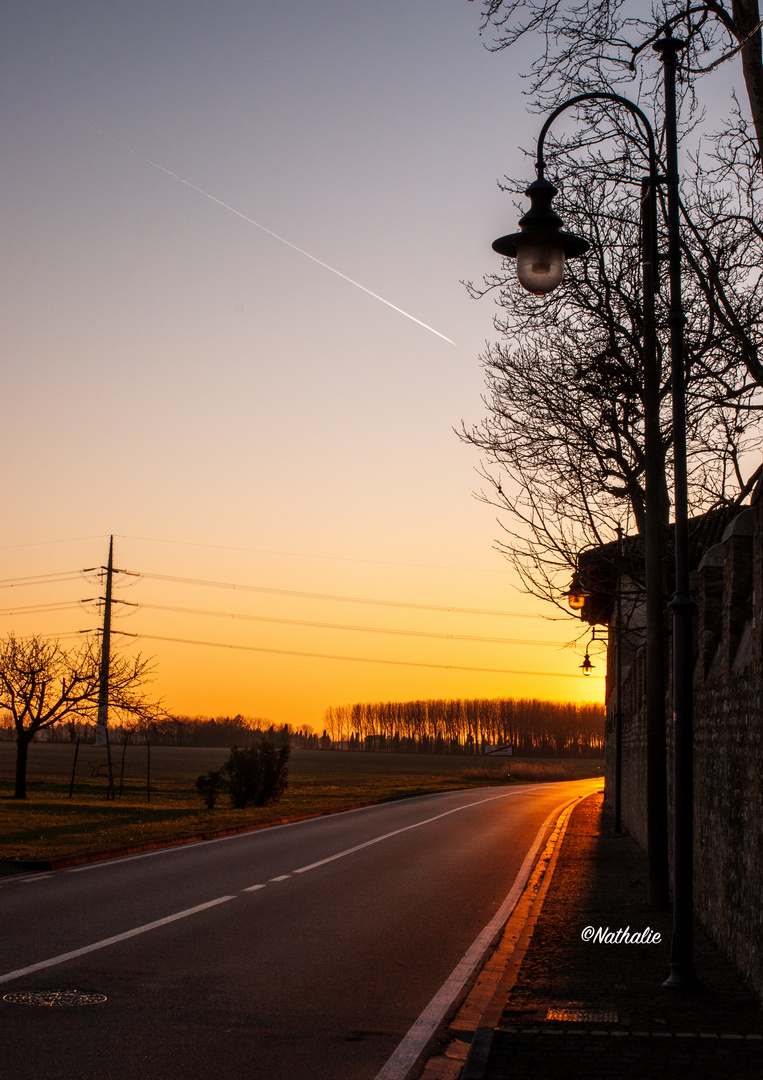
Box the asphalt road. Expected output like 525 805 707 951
1 778 600 1080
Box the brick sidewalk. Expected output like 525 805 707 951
465 792 763 1079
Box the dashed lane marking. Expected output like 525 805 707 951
0 896 235 985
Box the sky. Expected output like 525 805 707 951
0 0 616 729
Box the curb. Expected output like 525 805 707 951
459 794 581 1078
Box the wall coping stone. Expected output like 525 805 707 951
698 543 726 571
722 508 755 541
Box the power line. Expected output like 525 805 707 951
136 601 568 647
0 565 566 622
0 572 86 589
0 535 106 551
0 561 588 683
0 602 83 617
130 570 554 619
115 533 511 575
118 631 600 678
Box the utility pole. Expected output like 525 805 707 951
95 536 113 748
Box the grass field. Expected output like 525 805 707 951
0 742 602 864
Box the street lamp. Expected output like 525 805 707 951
493 178 589 294
566 572 589 611
492 29 697 990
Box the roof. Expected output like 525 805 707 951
576 505 741 626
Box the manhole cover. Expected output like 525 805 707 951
546 1007 619 1023
3 990 107 1007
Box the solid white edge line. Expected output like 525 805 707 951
0 895 235 986
373 789 595 1080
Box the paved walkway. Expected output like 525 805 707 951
426 791 763 1080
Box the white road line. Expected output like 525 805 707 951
242 884 266 892
293 790 516 874
373 792 592 1080
270 875 290 882
59 787 540 875
0 895 235 986
61 793 445 873
67 845 207 870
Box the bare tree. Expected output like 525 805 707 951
472 0 763 163
466 155 762 598
0 633 168 799
466 129 763 905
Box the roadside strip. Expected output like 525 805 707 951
455 794 584 1079
0 791 457 877
3 785 562 879
375 785 601 1080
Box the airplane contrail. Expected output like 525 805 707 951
84 124 458 345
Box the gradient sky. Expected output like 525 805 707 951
1 0 610 728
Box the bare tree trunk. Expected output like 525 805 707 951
14 733 31 800
732 0 763 163
118 733 130 798
69 738 80 799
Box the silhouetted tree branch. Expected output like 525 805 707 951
464 148 762 604
472 0 763 163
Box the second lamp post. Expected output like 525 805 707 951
492 30 697 991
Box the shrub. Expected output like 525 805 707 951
221 741 290 809
195 768 227 809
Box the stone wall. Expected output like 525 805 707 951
603 490 763 1004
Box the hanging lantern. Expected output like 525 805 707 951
492 178 590 295
566 573 589 611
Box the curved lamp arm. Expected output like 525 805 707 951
536 91 658 182
493 90 661 294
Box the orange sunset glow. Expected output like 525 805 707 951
1 534 603 728
1 3 605 728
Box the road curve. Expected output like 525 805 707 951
1 778 600 1080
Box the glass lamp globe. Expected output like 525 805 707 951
516 238 566 295
567 573 588 610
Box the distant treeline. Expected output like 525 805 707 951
323 697 605 757
1 699 605 755
152 716 323 749
0 714 325 749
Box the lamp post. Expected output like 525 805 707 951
493 30 697 989
613 525 624 837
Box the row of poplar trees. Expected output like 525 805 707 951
323 698 604 757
